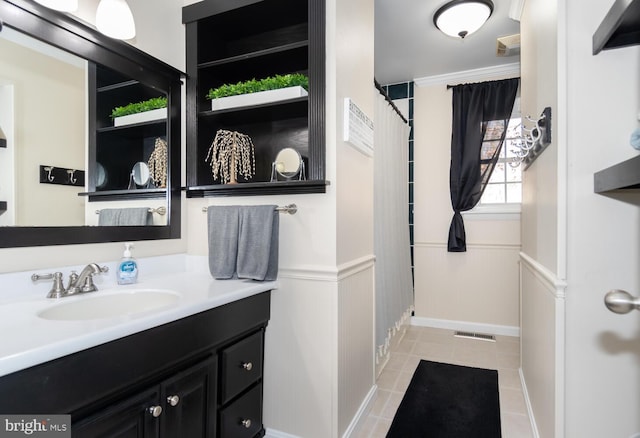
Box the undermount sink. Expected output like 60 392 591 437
38 289 181 321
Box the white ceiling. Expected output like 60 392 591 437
374 0 521 84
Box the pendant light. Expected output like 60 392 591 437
96 0 136 40
433 0 494 39
33 0 78 12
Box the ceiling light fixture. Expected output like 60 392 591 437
33 0 78 12
433 0 494 39
96 0 136 40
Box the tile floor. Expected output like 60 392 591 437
355 326 534 437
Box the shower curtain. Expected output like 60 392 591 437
373 89 413 371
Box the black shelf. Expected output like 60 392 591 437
199 40 308 68
79 188 166 201
593 0 640 54
97 80 139 93
594 155 640 193
186 180 329 197
97 119 167 137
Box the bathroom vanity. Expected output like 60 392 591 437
0 269 274 438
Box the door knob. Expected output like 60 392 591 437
167 395 180 406
604 289 640 314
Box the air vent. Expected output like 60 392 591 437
496 34 521 57
454 331 496 342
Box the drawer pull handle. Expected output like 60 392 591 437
242 362 253 371
167 395 180 406
148 406 163 418
241 419 252 428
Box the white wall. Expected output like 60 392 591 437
519 0 564 435
0 37 85 227
412 73 521 334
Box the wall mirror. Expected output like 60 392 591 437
0 0 182 247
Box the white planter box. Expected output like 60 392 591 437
211 86 308 111
114 108 167 127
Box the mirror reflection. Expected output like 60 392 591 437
0 26 168 227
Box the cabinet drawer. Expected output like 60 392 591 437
219 383 262 438
221 331 263 404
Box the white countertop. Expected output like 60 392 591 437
0 255 277 378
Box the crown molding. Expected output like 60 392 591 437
414 62 520 88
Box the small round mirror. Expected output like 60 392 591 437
95 162 107 189
132 162 150 187
275 148 302 178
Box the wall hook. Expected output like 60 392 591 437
67 169 77 184
44 166 55 182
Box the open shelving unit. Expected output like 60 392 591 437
593 0 640 194
182 0 327 197
82 64 169 201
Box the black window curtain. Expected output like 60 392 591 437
448 78 519 252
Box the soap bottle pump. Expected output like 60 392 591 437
117 242 138 285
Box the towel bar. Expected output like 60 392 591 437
95 206 167 215
201 204 297 215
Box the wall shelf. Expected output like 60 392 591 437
593 0 640 54
79 188 166 201
594 155 640 193
183 0 325 198
186 180 329 197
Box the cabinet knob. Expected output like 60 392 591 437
148 405 163 417
241 419 252 429
242 362 253 371
167 395 180 406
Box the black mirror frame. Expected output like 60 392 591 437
0 0 182 248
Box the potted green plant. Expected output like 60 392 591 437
207 73 308 111
111 96 167 126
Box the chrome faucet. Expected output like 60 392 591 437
32 263 109 298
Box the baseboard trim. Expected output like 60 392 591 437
519 367 541 438
411 316 520 337
343 385 377 438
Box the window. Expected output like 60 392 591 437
479 117 522 204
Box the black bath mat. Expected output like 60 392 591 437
386 360 501 438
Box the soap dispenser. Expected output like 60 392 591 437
117 242 138 285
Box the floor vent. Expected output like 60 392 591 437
454 331 496 342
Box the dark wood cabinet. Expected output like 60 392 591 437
0 292 271 438
182 0 327 197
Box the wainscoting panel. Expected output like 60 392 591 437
264 257 375 438
520 252 566 438
338 261 375 436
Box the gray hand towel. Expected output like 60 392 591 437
237 205 279 281
208 206 240 279
207 205 279 281
98 207 151 226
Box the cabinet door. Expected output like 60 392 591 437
161 356 217 438
72 387 161 438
